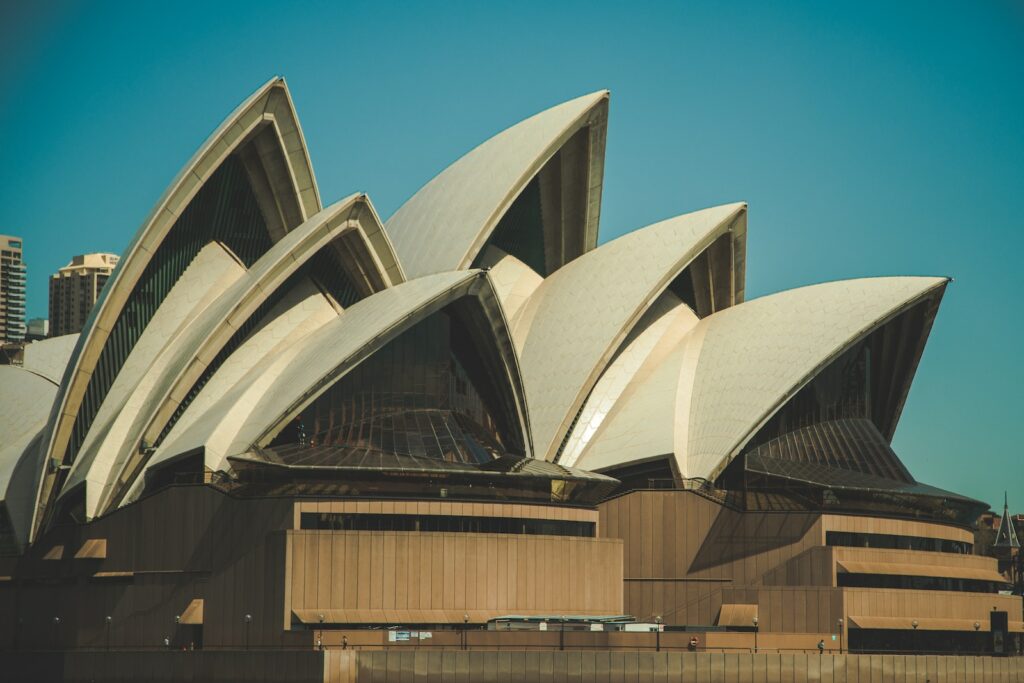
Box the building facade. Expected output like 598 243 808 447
48 253 119 336
0 235 26 343
0 78 1020 680
25 318 49 341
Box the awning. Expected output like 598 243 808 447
179 599 203 625
716 604 759 627
837 560 1008 583
42 545 64 561
75 539 107 559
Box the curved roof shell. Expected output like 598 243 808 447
34 77 322 539
386 91 609 279
577 276 948 481
475 246 544 321
146 270 532 481
513 203 746 461
64 193 397 518
0 366 58 548
21 334 80 384
560 295 698 470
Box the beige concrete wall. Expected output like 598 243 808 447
287 530 623 623
4 650 1023 682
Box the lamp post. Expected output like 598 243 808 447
462 613 469 651
52 616 60 650
912 620 918 654
317 613 324 651
244 614 252 651
836 618 844 655
752 616 759 654
559 617 566 651
105 616 112 652
655 616 662 652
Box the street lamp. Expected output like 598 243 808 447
462 613 469 651
52 616 60 649
244 614 253 650
836 618 844 655
752 616 759 653
912 620 919 654
317 613 324 651
655 616 662 652
104 616 112 652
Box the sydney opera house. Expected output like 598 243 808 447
1 77 1021 680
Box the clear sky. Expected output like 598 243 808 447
2 1 1021 510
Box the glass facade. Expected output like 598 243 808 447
712 301 987 526
826 530 972 554
65 154 275 469
849 629 1009 655
837 572 1003 593
480 174 547 275
300 512 595 537
269 306 522 464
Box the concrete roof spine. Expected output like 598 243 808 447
679 276 949 481
513 203 746 461
385 91 609 279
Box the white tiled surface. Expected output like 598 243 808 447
476 246 543 323
681 276 948 479
21 334 79 385
157 271 478 475
560 295 697 468
386 92 608 279
145 278 336 477
0 366 57 546
63 243 246 517
513 203 745 460
0 367 57 492
36 77 325 534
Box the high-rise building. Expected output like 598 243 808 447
48 253 119 336
0 235 26 343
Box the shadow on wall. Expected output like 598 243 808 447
688 507 817 574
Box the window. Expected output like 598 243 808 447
826 530 971 554
837 572 1000 594
299 512 595 537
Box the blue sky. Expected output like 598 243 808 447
2 1 1021 509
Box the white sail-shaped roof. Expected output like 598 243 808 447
21 334 80 385
34 77 322 539
0 366 58 548
560 295 698 470
386 91 609 279
149 270 532 477
575 276 948 480
513 203 746 461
